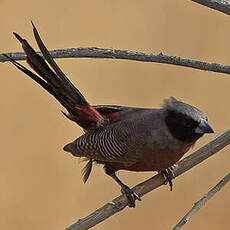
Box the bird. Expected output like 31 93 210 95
4 23 214 208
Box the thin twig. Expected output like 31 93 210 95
191 0 230 15
65 130 230 230
173 172 230 230
1 49 230 76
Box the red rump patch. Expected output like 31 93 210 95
75 105 105 123
100 111 119 120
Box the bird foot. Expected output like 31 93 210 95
162 165 176 191
121 185 141 208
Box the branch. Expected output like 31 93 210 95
1 49 230 76
173 172 230 230
65 130 230 230
191 0 230 16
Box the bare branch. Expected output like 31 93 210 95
173 172 230 230
65 130 230 230
191 0 230 16
1 49 230 76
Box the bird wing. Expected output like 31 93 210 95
3 22 106 131
64 116 142 165
64 127 128 161
64 107 155 163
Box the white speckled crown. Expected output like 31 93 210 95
163 97 207 122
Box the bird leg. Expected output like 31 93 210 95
161 165 176 191
104 165 141 208
111 173 141 208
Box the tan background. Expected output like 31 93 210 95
1 1 229 229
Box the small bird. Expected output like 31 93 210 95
4 23 214 208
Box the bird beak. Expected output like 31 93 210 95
195 118 214 134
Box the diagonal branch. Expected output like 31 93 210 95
65 130 230 230
173 172 230 230
1 49 230 76
190 0 230 16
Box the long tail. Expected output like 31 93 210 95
4 22 105 130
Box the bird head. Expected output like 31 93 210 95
163 97 214 143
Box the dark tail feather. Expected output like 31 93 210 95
4 54 76 114
13 32 60 86
2 54 54 95
6 23 91 121
31 22 88 106
5 23 105 130
13 26 89 107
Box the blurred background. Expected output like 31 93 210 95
1 1 229 229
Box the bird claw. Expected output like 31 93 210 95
162 165 176 191
121 185 141 208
